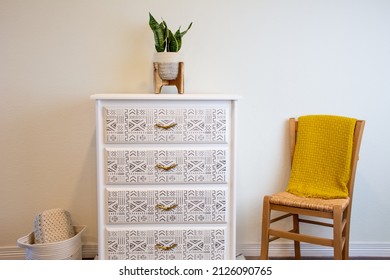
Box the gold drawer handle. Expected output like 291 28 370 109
156 163 178 171
155 204 178 211
155 243 177 251
155 123 177 130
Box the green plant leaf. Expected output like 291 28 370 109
167 30 179 52
174 29 183 52
173 22 192 52
180 22 193 38
149 13 166 52
161 20 168 42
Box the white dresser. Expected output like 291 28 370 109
91 93 239 260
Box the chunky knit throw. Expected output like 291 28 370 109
286 115 357 199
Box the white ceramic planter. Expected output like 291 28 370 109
153 52 183 80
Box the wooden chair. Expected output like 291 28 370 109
260 118 365 260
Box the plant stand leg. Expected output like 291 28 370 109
175 62 184 94
153 62 184 94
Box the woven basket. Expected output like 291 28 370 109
17 225 86 260
153 52 183 80
157 62 179 80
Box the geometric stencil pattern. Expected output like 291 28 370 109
97 97 236 260
104 107 227 144
105 149 228 184
106 228 225 260
107 189 226 224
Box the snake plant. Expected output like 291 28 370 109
149 13 192 52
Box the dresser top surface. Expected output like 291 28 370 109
91 93 240 101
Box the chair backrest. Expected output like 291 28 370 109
288 118 365 200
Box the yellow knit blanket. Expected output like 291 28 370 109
286 115 357 199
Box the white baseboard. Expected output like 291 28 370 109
0 247 26 260
236 242 390 258
2 242 389 260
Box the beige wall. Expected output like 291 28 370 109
1 0 390 253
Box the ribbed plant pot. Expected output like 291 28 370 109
153 52 183 80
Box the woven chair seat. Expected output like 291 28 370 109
269 191 350 212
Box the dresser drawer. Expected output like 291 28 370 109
106 188 227 224
104 107 227 143
105 149 228 184
106 228 226 260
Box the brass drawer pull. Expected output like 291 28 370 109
155 163 178 171
155 123 177 130
155 243 177 251
155 204 178 211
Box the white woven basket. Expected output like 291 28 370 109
17 225 86 260
153 52 183 80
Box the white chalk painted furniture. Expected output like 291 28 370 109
91 93 239 260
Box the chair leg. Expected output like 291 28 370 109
342 228 349 260
292 214 301 259
342 208 351 260
260 196 271 260
333 206 343 260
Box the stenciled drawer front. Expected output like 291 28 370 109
106 189 227 224
105 149 227 184
106 228 226 260
104 107 227 143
